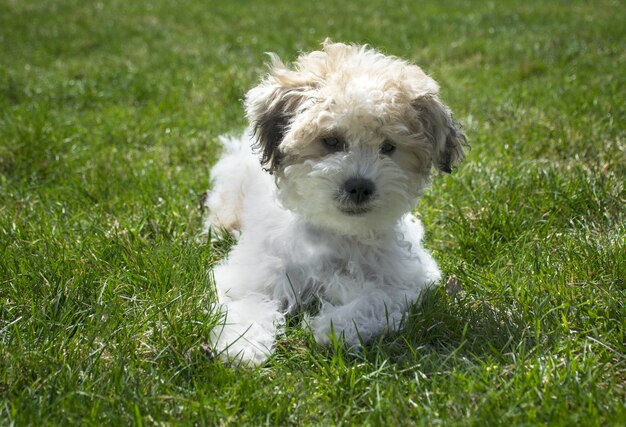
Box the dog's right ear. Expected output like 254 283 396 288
245 86 291 173
245 55 313 173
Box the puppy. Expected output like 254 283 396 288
205 40 466 365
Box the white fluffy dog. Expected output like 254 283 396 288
205 41 466 365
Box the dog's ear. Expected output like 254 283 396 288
245 86 294 173
412 95 467 173
245 54 313 173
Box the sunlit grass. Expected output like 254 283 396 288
1 0 624 424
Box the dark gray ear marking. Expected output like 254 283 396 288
252 96 292 173
439 116 467 173
412 96 467 173
250 89 307 173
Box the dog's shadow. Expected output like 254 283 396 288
382 287 533 369
276 285 533 372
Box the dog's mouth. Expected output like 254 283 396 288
338 205 373 216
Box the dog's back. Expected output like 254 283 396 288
204 133 272 233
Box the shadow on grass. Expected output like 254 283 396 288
275 286 535 373
381 287 534 370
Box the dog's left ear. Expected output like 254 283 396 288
412 95 467 173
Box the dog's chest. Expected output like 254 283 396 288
280 232 399 304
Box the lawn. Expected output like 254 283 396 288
1 0 624 425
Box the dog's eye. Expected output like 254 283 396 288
322 136 342 150
380 141 396 155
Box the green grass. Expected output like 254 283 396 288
1 0 624 424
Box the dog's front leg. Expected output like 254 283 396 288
211 293 285 366
310 288 419 348
209 250 292 366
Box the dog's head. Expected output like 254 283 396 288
246 41 467 235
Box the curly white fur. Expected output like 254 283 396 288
205 41 466 365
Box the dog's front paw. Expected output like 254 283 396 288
216 336 274 366
212 321 276 366
310 315 364 349
211 298 285 366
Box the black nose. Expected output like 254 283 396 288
343 178 376 205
